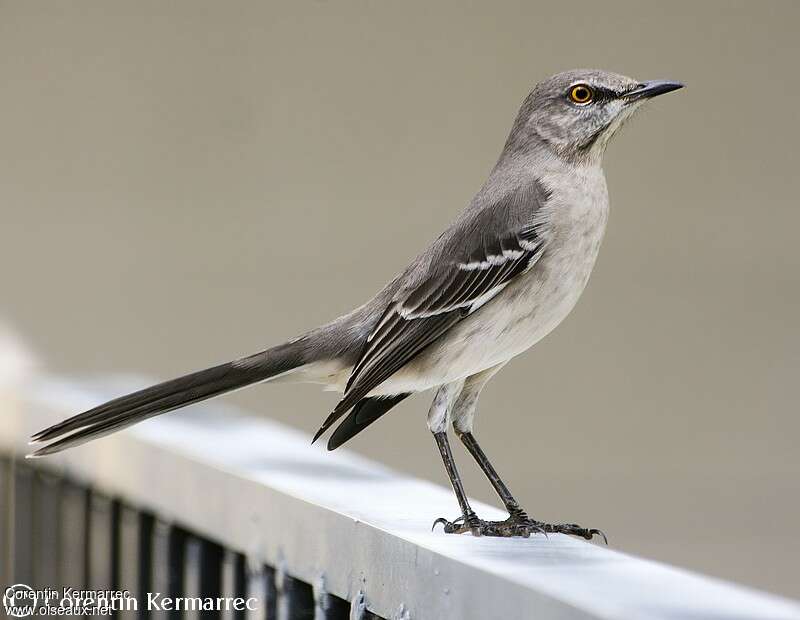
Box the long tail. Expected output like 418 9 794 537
28 339 309 457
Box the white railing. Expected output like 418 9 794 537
2 374 800 619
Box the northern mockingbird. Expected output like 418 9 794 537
30 69 682 539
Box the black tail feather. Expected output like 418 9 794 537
29 341 306 457
327 393 410 451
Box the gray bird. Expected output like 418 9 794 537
30 69 682 539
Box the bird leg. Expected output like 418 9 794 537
431 431 542 537
457 430 525 516
431 431 485 535
455 430 607 542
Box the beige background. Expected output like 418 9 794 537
1 1 798 600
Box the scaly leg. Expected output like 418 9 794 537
431 431 484 535
427 382 484 534
437 366 606 541
426 381 556 537
457 430 606 542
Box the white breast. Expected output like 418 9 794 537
381 163 610 394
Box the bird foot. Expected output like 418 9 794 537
432 512 534 537
432 510 607 542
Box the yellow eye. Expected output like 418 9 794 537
569 84 594 104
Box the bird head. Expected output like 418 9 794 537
505 69 683 163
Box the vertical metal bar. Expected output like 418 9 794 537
245 564 266 620
13 460 34 584
327 597 351 620
87 493 115 594
221 550 246 620
138 512 155 619
138 512 156 618
263 565 278 620
0 457 12 587
167 526 187 619
58 480 89 595
313 581 350 620
234 554 247 620
277 571 314 620
117 505 142 619
111 500 121 593
176 534 224 620
246 562 277 620
348 592 385 620
199 538 224 619
33 469 61 607
177 534 224 620
151 519 171 617
182 536 202 620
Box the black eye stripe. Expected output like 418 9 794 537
568 85 619 104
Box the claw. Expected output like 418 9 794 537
432 515 469 534
539 522 607 543
590 528 609 545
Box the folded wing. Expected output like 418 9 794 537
314 179 551 444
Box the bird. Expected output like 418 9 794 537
29 69 682 539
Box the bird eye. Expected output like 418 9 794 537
569 84 594 105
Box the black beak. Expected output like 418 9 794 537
621 80 684 103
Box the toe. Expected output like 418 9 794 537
432 514 476 534
553 523 607 542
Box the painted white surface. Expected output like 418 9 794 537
3 375 800 620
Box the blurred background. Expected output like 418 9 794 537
1 0 797 599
